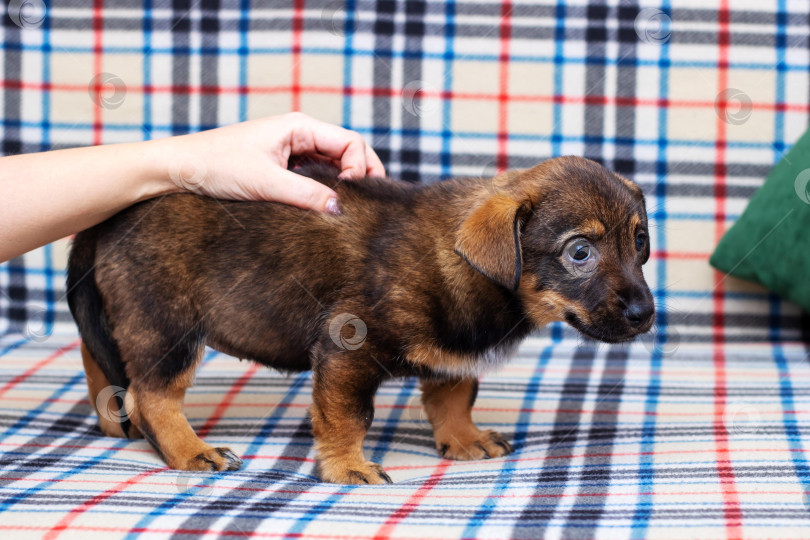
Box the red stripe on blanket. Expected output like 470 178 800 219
2 474 804 499
42 467 165 540
382 446 810 472
37 346 256 539
372 460 452 539
91 0 104 145
197 362 259 438
291 0 305 111
14 398 784 416
0 339 79 399
651 250 709 260
5 80 809 114
4 525 554 539
495 1 512 172
713 2 743 538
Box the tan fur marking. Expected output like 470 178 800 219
131 387 211 469
407 342 515 378
618 174 644 198
82 343 127 438
125 353 241 472
490 169 522 192
517 275 590 327
582 218 606 237
421 378 512 460
455 194 524 290
310 401 391 485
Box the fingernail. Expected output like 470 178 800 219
325 197 341 215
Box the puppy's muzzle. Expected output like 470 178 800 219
622 300 655 328
618 288 655 330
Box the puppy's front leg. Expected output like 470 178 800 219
310 349 392 485
421 377 513 460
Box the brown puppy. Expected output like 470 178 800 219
66 156 654 485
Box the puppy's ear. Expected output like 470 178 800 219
454 194 528 291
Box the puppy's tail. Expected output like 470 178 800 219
67 229 135 438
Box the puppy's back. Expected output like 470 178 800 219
68 165 433 373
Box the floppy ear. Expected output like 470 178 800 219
454 194 527 291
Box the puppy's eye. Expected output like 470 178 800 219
635 233 647 251
562 238 600 277
567 240 591 263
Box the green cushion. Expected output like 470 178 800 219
710 128 810 313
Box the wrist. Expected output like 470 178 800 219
134 137 185 201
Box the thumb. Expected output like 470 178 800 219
264 168 341 214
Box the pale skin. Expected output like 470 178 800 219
0 112 385 263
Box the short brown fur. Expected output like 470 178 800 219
422 377 513 460
82 343 132 438
67 156 654 484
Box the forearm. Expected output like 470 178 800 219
0 140 179 262
0 113 384 263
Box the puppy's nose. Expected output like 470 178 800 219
623 301 654 327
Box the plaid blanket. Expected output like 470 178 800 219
3 335 810 538
2 0 810 538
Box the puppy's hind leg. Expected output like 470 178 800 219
124 340 242 472
421 377 513 460
82 342 142 439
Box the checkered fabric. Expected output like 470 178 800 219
2 0 810 538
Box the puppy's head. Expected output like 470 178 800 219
455 156 654 343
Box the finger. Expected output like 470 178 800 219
313 154 370 177
334 137 368 180
364 143 386 178
286 116 373 180
265 168 341 214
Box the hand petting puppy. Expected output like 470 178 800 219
0 112 384 263
162 112 386 211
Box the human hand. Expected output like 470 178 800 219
157 112 385 214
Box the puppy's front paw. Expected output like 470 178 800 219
437 429 513 460
319 459 393 485
172 446 243 472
